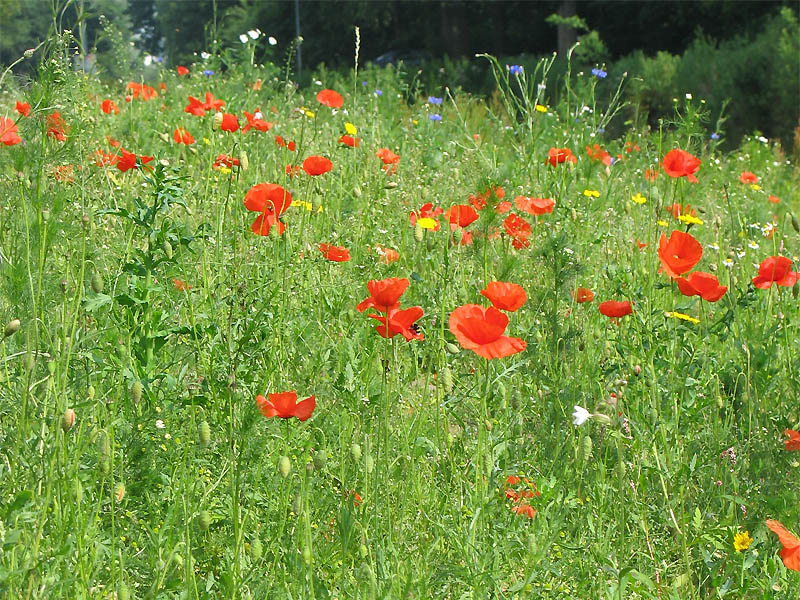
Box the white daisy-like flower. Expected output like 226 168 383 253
155 419 165 429
747 241 759 250
247 29 261 40
200 51 211 60
572 405 590 426
268 36 278 46
239 34 248 44
723 258 734 268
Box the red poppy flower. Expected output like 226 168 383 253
375 245 399 264
176 65 189 76
218 113 239 132
376 148 400 165
768 195 780 204
480 281 527 312
126 82 158 100
318 243 350 262
449 304 526 359
338 134 360 147
257 391 316 421
242 109 273 133
46 112 68 141
173 127 195 145
658 230 702 278
676 271 727 302
252 79 263 91
636 239 648 249
368 306 424 341
573 287 594 303
409 202 443 231
316 89 343 108
116 149 154 172
303 155 333 176
356 278 409 313
586 144 612 166
275 135 296 151
172 278 191 292
784 429 800 451
101 99 119 115
598 300 632 319
244 183 292 236
285 164 301 178
664 203 697 219
765 520 800 571
94 149 119 167
184 96 206 116
503 214 531 249
201 92 224 111
468 192 488 211
446 204 479 229
495 201 512 214
662 149 700 183
624 141 641 153
106 136 121 148
739 171 758 184
15 101 31 117
512 503 536 519
546 147 577 167
752 256 798 289
514 196 554 215
213 154 240 169
0 117 22 146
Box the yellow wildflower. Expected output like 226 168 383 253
631 193 647 204
583 189 600 198
657 219 668 227
733 530 753 552
417 217 438 230
678 214 703 225
345 122 357 135
535 104 548 113
750 184 761 191
665 311 700 325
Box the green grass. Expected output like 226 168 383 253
1 38 799 599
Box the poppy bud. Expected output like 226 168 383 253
414 221 424 243
384 181 398 189
353 186 362 198
212 112 223 129
114 482 126 502
302 546 312 565
97 431 111 474
292 495 302 514
90 272 104 294
240 151 249 171
4 319 20 338
117 582 130 600
350 443 362 462
442 367 454 393
579 434 593 462
130 381 143 404
570 208 577 221
61 408 76 432
359 544 368 558
197 509 211 530
198 420 211 448
445 342 460 354
162 240 173 259
313 449 327 470
87 384 95 400
47 359 56 375
278 455 291 478
365 454 374 474
158 132 170 143
633 364 641 376
453 228 463 245
249 537 263 560
41 209 50 223
23 352 35 372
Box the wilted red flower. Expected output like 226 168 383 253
512 503 536 519
15 101 31 117
598 300 632 319
94 149 119 167
644 168 660 181
369 306 424 341
218 113 239 132
303 155 333 176
285 164 301 178
739 171 758 184
0 117 22 146
338 134 360 147
275 135 296 151
173 127 195 145
101 99 119 115
752 256 798 289
546 147 577 167
318 243 350 262
376 148 400 173
172 278 191 292
514 196 554 216
176 65 189 76
676 271 727 302
503 214 531 249
409 202 443 231
573 287 594 303
658 230 702 278
51 164 74 183
213 154 240 169
106 136 121 148
446 204 479 229
356 278 409 313
375 245 400 264
480 281 527 312
244 183 292 236
46 112 68 141
316 89 343 108
449 304 526 359
586 144 612 166
116 149 154 172
784 429 800 451
242 109 273 133
636 239 648 249
662 149 700 183
257 391 316 421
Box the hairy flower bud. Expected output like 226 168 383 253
61 408 76 432
278 455 291 478
198 420 211 448
442 367 454 393
4 319 20 338
90 272 104 294
130 381 143 404
350 443 362 462
197 509 211 531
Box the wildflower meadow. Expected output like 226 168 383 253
1 28 799 600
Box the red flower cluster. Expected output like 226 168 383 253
376 148 400 173
784 429 800 451
213 154 240 170
126 82 158 100
117 149 154 172
468 185 504 211
16 101 31 117
46 111 69 142
173 127 195 145
586 144 612 166
503 213 531 249
503 475 540 519
275 135 296 151
356 278 423 342
514 196 554 216
101 99 120 115
185 92 225 116
242 109 273 133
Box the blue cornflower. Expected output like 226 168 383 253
374 89 383 97
591 68 607 79
429 113 442 122
203 69 214 76
597 127 606 134
507 64 523 75
710 132 720 140
428 96 443 105
362 81 368 86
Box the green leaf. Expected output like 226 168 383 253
83 293 112 312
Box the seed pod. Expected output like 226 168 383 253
792 213 800 233
445 342 461 354
313 449 327 471
249 537 263 560
162 240 173 259
570 208 578 222
442 367 454 393
414 221 424 243
114 482 126 502
97 431 111 474
47 359 56 375
198 420 211 448
4 319 20 338
579 434 593 462
350 443 362 462
278 455 291 478
90 272 104 294
365 455 374 474
197 509 211 531
41 209 50 223
212 112 223 129
61 408 76 432
130 381 143 404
